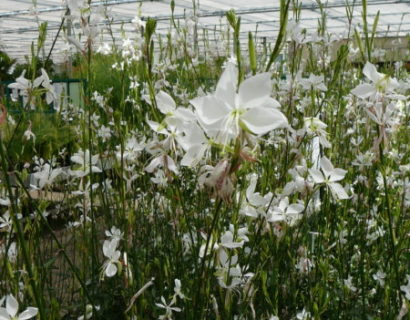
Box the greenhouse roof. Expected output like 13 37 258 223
1 0 410 63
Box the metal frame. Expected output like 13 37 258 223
1 0 409 62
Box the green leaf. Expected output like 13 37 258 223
248 32 257 74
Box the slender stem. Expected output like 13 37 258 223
0 139 46 319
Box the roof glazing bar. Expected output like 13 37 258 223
0 0 161 18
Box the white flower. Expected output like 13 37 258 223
33 163 63 189
0 211 23 231
351 62 399 99
300 74 327 91
191 62 288 145
296 308 311 320
173 279 185 301
131 16 145 29
102 239 121 278
37 68 57 105
117 136 145 162
77 304 100 320
309 157 349 200
97 125 111 142
344 275 357 292
178 123 210 167
282 161 313 196
239 173 271 218
154 91 195 129
268 197 305 226
145 154 179 175
0 294 38 320
372 270 386 287
96 42 112 55
8 69 56 106
304 117 331 149
105 226 123 241
8 71 42 107
155 296 181 320
70 149 102 178
215 250 243 289
220 225 248 249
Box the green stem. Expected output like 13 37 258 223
0 139 46 319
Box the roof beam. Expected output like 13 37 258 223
0 0 161 18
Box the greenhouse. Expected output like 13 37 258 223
0 0 410 319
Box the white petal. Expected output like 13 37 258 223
320 157 334 177
6 295 18 318
240 204 259 218
190 96 231 125
363 62 382 83
147 120 168 134
287 203 305 214
102 240 112 257
329 168 347 182
309 169 325 184
165 155 179 174
0 308 10 320
239 73 272 108
329 183 349 200
179 123 206 150
215 62 237 107
156 91 176 114
174 107 196 122
105 262 118 277
181 145 206 167
241 107 288 135
91 166 102 173
259 97 281 109
70 155 84 165
33 75 44 88
268 212 285 223
18 307 38 320
145 156 163 173
351 84 376 99
112 250 121 261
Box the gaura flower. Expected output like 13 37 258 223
102 239 121 278
309 156 349 200
190 62 288 145
70 149 102 178
0 294 38 320
351 62 399 99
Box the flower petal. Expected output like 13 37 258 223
0 308 10 320
105 262 118 277
156 91 176 114
215 62 237 107
329 168 347 182
320 157 334 177
191 96 230 126
145 156 163 173
18 307 38 320
351 83 376 99
238 73 272 108
287 203 305 214
181 145 206 167
363 62 382 83
329 183 349 200
165 155 179 174
241 107 288 135
309 169 325 184
6 295 18 318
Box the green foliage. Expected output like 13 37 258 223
0 51 16 82
2 112 77 167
